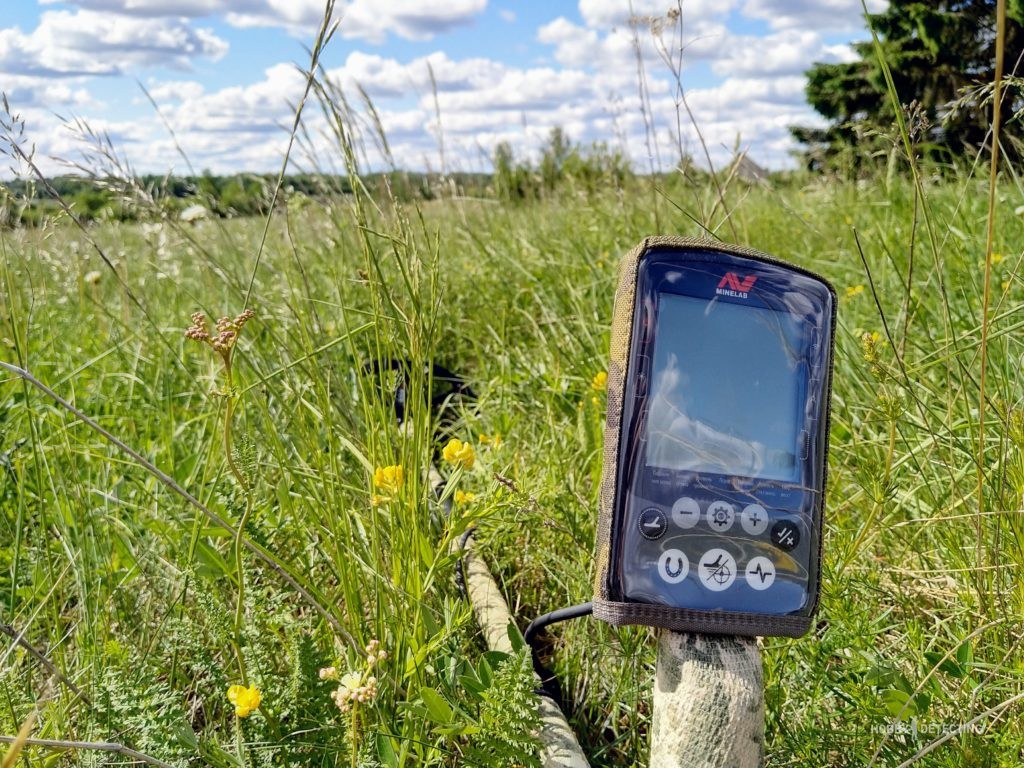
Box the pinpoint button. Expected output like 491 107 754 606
698 548 737 592
638 507 667 540
657 549 689 584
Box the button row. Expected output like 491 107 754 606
671 497 768 535
639 501 801 551
657 548 776 591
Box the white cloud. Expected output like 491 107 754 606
38 0 240 17
42 0 488 42
499 9 515 23
330 50 505 98
1 75 95 108
0 10 227 78
145 79 206 102
742 0 887 33
578 0 735 28
228 0 487 42
431 67 592 112
712 29 853 77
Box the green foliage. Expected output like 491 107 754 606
492 127 631 202
794 0 1024 171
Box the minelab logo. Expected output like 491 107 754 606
716 273 758 298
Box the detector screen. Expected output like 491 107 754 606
645 294 805 483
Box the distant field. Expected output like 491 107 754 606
2 170 1024 766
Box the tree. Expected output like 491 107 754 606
792 0 1024 170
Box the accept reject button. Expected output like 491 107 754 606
770 519 800 551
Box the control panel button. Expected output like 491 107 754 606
670 497 701 529
740 504 769 535
744 556 776 590
770 519 800 551
698 548 737 591
657 549 689 584
706 500 735 532
638 507 667 540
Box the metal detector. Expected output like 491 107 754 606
592 236 836 638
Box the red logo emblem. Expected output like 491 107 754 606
717 273 758 292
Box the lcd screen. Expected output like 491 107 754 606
645 293 805 482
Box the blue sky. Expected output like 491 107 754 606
0 0 885 176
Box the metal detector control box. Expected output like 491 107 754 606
592 237 835 638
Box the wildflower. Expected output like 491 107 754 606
370 493 389 506
845 284 865 298
478 433 503 447
591 371 608 391
455 490 476 504
443 438 475 470
861 331 883 379
185 309 255 366
365 639 388 666
591 395 600 407
226 684 261 718
331 670 379 713
84 270 102 285
373 465 404 494
319 666 339 681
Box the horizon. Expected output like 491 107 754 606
2 0 886 180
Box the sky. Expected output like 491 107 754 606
0 0 888 178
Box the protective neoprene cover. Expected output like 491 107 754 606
592 237 836 638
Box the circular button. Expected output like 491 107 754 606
657 549 689 584
744 556 776 590
770 520 801 551
698 548 737 592
671 497 701 529
638 507 667 540
740 504 769 535
706 500 735 532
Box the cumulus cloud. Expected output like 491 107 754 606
228 0 486 41
578 0 734 28
42 0 488 42
145 79 206 102
0 10 227 78
742 0 887 33
331 50 505 98
1 75 95 108
712 29 857 77
38 0 243 17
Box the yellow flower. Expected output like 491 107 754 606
442 439 475 470
478 433 503 447
373 465 404 495
845 284 865 298
591 371 608 391
455 490 476 504
370 493 389 506
591 395 600 407
227 684 261 718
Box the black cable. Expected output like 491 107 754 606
524 602 594 704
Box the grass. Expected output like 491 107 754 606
3 63 1024 768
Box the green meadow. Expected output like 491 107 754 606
3 138 1024 766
